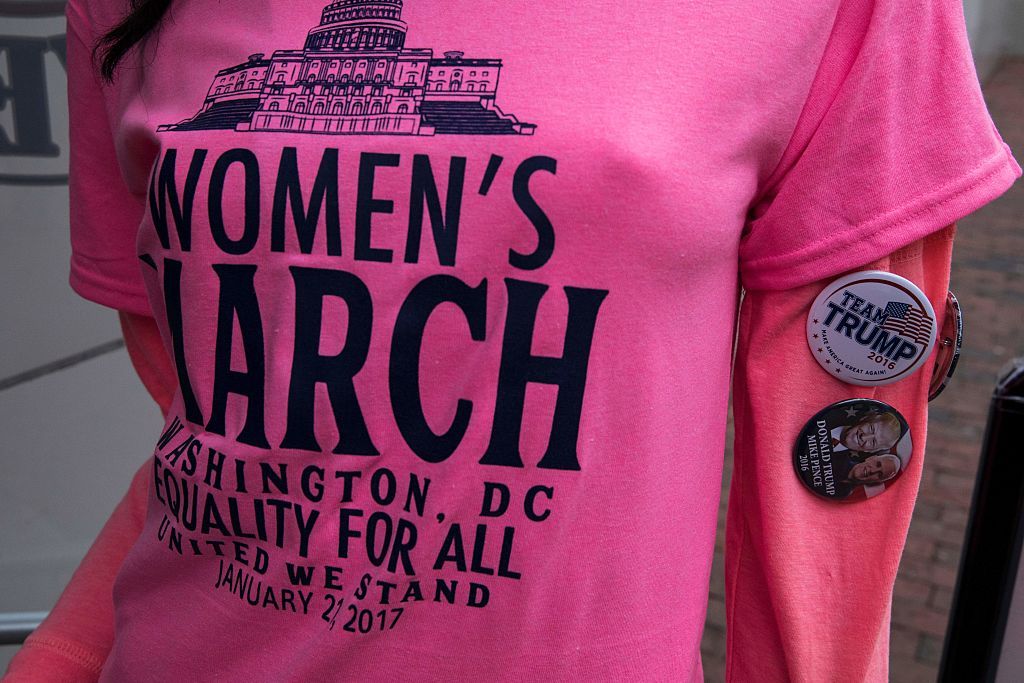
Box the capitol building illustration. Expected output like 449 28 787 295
158 0 535 136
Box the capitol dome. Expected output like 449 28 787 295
305 0 408 51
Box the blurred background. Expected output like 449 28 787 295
0 0 1022 679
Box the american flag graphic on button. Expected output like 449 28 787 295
881 301 934 346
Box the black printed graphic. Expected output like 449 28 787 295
793 399 912 503
138 2 605 632
138 137 610 635
158 0 535 136
149 420 557 633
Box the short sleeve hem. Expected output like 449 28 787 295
740 143 1021 291
70 253 152 316
3 634 105 683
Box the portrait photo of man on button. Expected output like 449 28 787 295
795 400 913 503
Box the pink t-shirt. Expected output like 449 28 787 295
62 0 1018 680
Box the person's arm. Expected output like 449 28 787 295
725 224 955 681
2 313 175 682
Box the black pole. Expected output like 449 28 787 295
939 359 1024 682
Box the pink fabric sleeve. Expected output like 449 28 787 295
726 225 955 681
65 0 151 316
740 0 1019 291
2 314 175 682
2 462 149 683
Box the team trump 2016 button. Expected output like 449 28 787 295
806 271 937 386
793 399 912 503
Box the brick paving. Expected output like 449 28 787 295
700 58 1024 682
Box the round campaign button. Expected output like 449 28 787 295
807 271 937 386
793 399 912 503
929 291 963 401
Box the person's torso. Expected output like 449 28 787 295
93 1 839 679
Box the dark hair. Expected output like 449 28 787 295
92 0 172 84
